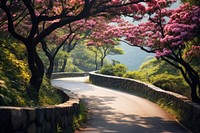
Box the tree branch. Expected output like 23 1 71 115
119 39 156 53
1 1 26 42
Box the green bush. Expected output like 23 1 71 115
99 64 127 77
113 64 127 77
38 78 62 106
99 65 115 76
123 71 145 81
151 73 190 98
73 102 87 131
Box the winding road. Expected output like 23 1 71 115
51 77 189 133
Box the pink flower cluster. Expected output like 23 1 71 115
120 1 200 58
155 48 172 58
86 17 124 47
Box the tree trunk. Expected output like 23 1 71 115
187 68 200 104
162 56 200 104
100 56 106 68
95 50 98 70
54 60 59 72
61 57 67 72
44 51 55 79
46 58 54 79
26 44 44 98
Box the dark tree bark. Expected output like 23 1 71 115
100 56 106 68
40 40 55 79
99 46 109 68
162 56 200 104
61 57 67 72
26 42 44 96
95 50 98 70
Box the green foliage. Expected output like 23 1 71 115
65 58 83 72
39 78 62 106
113 64 127 76
71 44 97 71
123 58 191 98
123 71 144 81
99 65 115 76
73 102 87 131
99 64 127 77
108 46 124 55
139 59 179 76
154 97 192 131
0 38 62 106
56 124 62 133
0 39 30 106
151 73 190 97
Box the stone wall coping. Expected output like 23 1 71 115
51 72 89 79
52 72 89 74
89 71 192 103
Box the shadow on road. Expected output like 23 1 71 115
78 95 188 133
52 78 188 133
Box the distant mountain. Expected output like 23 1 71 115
106 42 154 70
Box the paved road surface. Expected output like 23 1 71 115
51 77 189 133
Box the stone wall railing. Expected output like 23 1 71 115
51 72 89 79
0 89 80 133
89 71 200 132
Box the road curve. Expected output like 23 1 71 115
51 77 189 133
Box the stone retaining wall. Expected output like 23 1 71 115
51 72 89 79
0 89 80 133
89 71 200 133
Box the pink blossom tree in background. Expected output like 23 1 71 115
120 1 200 103
0 0 147 94
86 16 124 69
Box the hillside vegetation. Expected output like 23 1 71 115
0 38 62 106
124 59 191 98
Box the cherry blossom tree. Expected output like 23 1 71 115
121 1 200 103
0 0 147 94
86 16 124 68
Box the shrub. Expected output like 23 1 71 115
151 73 190 98
99 64 127 77
99 65 115 76
38 78 62 106
113 64 127 77
123 71 144 81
